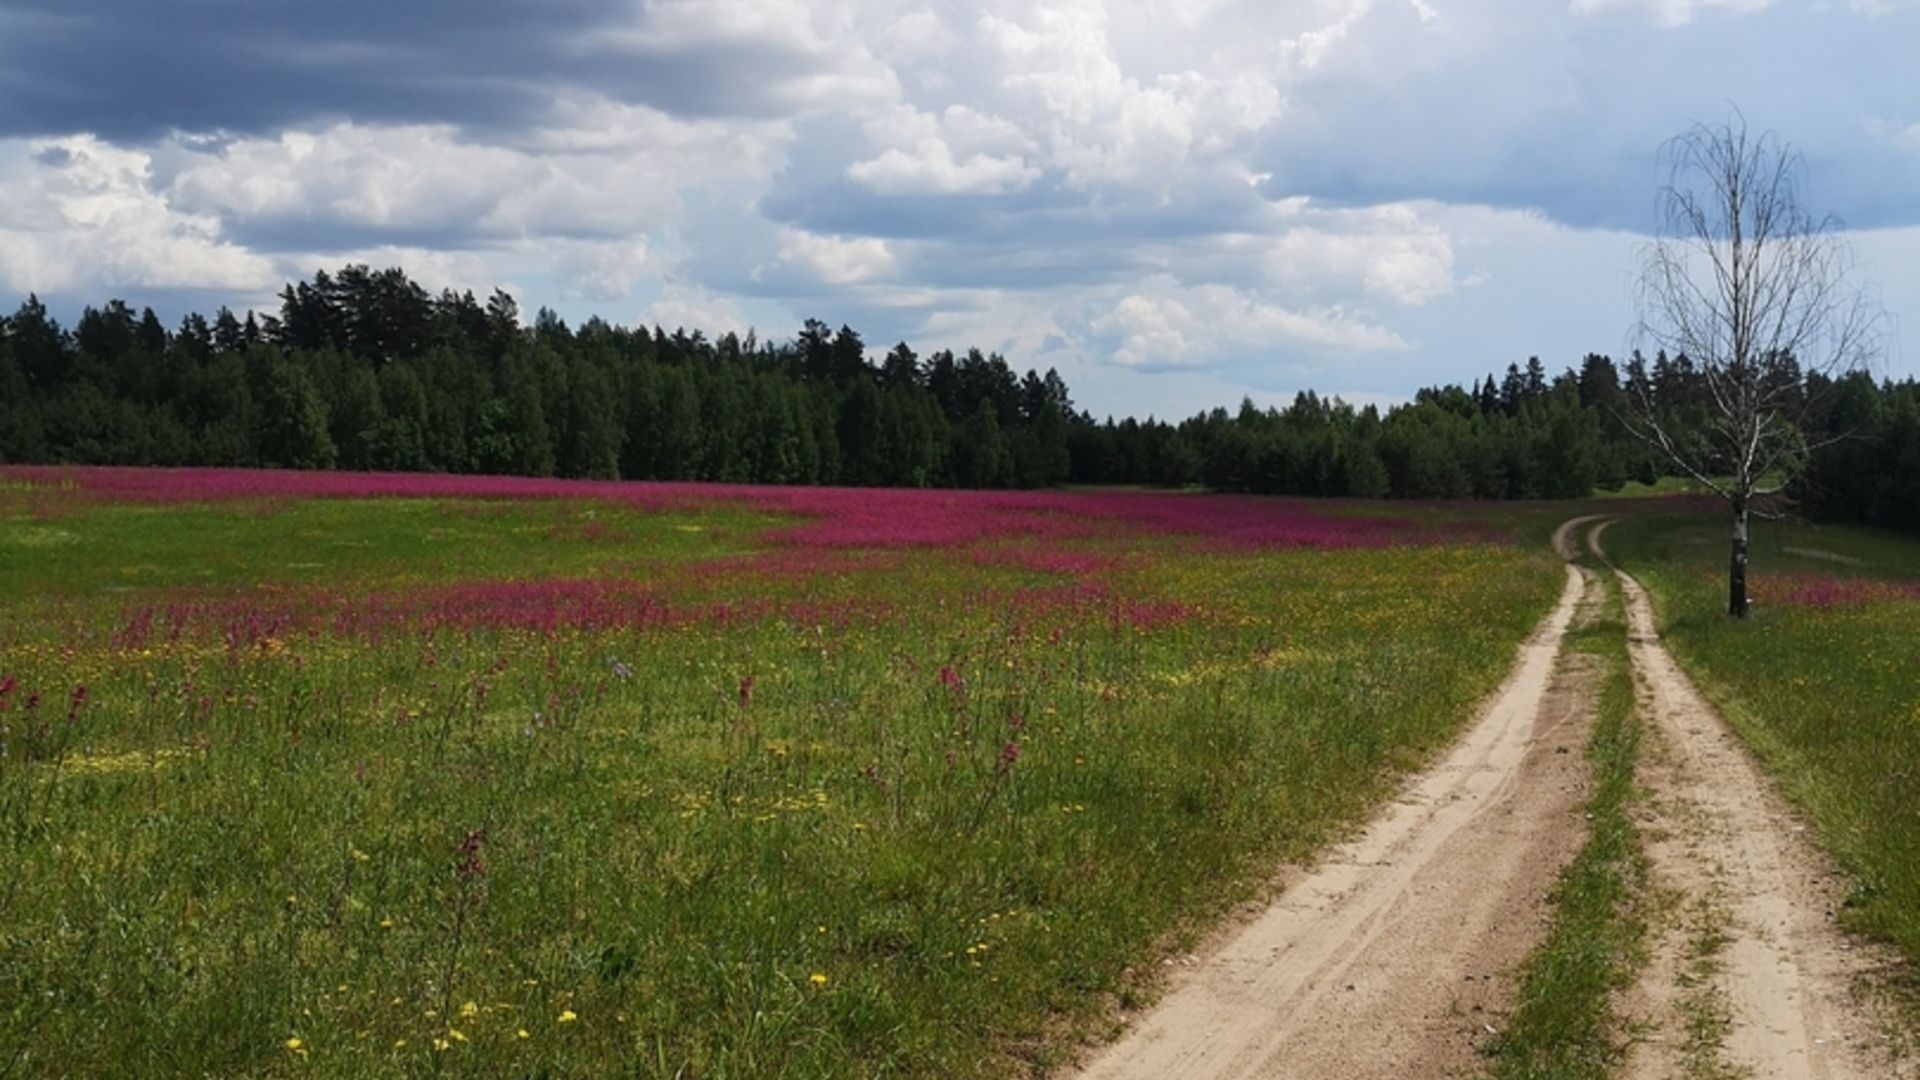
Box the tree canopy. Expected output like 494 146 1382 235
3 264 1916 533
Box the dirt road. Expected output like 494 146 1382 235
1068 518 1911 1079
1592 519 1911 1079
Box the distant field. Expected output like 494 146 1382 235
0 467 1559 1078
1601 508 1920 980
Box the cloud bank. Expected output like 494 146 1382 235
0 0 1913 414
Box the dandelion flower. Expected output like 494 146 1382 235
458 1001 478 1019
284 1037 302 1051
517 1028 531 1040
809 973 828 986
557 1009 578 1024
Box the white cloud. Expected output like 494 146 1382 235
1090 275 1409 368
1283 0 1376 69
0 135 274 296
169 126 531 231
849 144 1038 194
545 239 660 304
5 0 1917 415
283 245 504 300
638 283 747 336
167 109 782 243
1263 203 1458 306
1568 0 1777 26
974 1 1285 190
848 104 1038 194
880 8 962 61
769 228 895 285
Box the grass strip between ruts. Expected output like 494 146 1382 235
1487 568 1649 1079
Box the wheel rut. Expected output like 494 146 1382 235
1068 518 1604 1079
1589 519 1913 1080
1065 518 1913 1079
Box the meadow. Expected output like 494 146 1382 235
0 467 1563 1078
1601 509 1920 995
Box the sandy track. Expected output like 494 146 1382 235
1591 520 1914 1079
1069 518 1913 1079
1069 518 1606 1079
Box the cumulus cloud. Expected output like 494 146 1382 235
975 1 1284 191
1 0 1916 414
768 228 896 286
165 107 783 247
848 104 1038 194
849 143 1038 194
880 7 964 63
1263 203 1458 307
1086 275 1409 369
0 136 274 296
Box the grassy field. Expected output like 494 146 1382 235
1600 506 1920 991
0 468 1563 1079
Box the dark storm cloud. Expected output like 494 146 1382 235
0 0 830 140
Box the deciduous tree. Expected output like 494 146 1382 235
1628 114 1881 616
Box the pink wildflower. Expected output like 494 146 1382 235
997 742 1020 771
455 829 486 881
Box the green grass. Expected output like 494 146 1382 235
0 496 780 597
0 491 1565 1078
1600 506 1920 995
1593 476 1711 499
1487 570 1648 1079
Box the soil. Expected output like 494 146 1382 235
1065 517 1915 1079
1594 519 1915 1080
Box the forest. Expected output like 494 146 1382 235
2 264 1916 533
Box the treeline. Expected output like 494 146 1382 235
1 265 1916 531
0 266 1073 489
1795 372 1920 533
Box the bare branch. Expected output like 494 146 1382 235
1627 111 1884 616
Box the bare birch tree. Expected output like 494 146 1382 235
1629 114 1881 617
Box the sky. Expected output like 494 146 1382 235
0 0 1915 421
